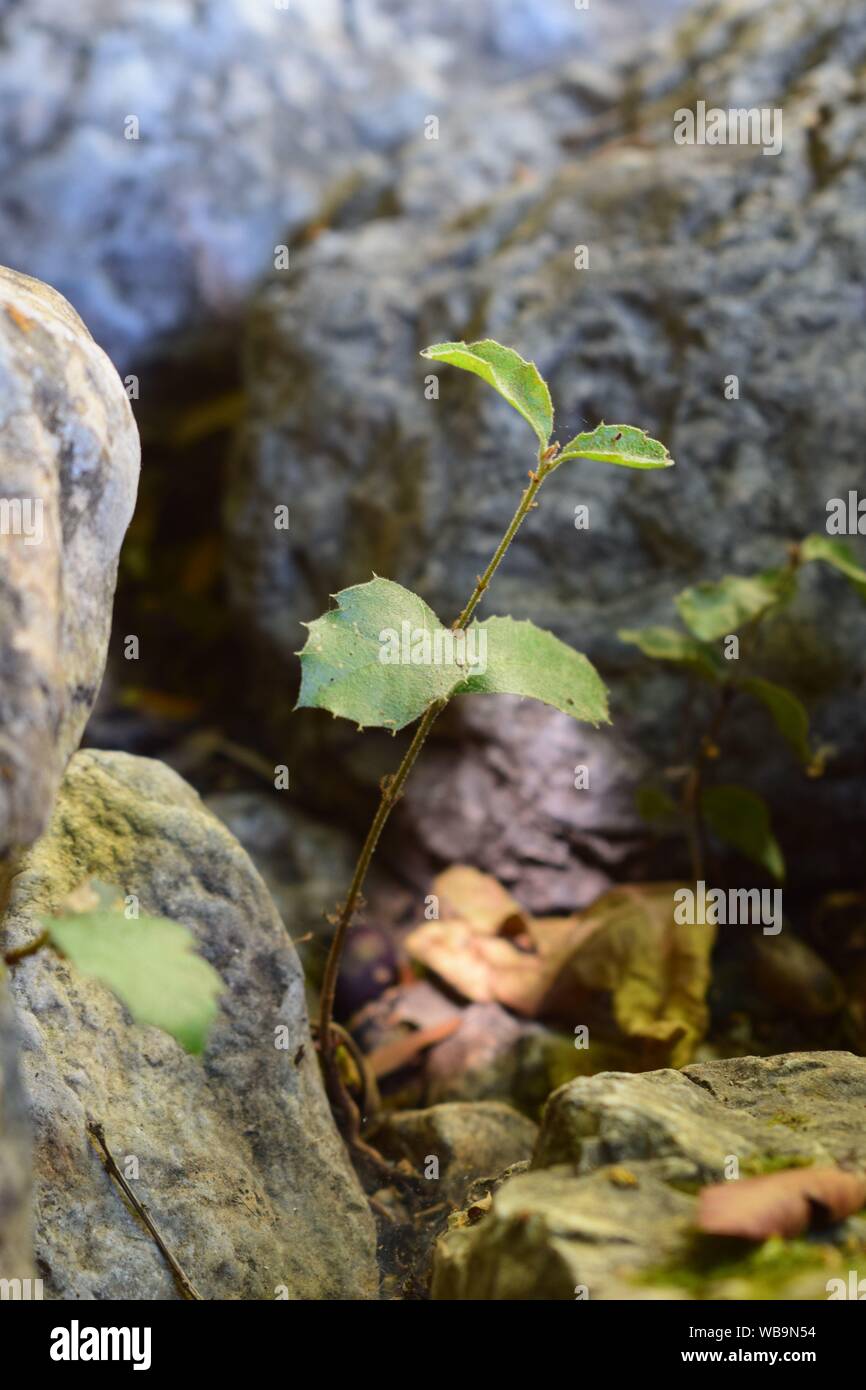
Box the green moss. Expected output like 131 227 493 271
766 1111 810 1130
740 1152 815 1176
637 1234 855 1300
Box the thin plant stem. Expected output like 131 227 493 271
680 544 802 881
317 450 554 1090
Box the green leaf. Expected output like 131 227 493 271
296 581 609 731
45 885 224 1054
675 569 792 641
738 676 811 766
420 339 553 447
555 423 673 470
700 785 785 881
635 786 681 827
801 534 866 600
295 577 469 732
618 625 723 680
461 616 609 725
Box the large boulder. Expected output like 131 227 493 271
0 975 32 1291
225 0 866 891
0 267 139 863
2 749 378 1299
433 1051 866 1299
0 0 688 369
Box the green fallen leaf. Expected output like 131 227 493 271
700 784 785 882
618 625 723 680
739 676 811 766
555 423 673 471
45 889 224 1054
676 569 792 642
462 615 609 725
801 534 866 600
420 339 553 447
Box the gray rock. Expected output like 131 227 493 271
204 788 357 944
0 975 32 1290
401 695 648 914
433 1051 866 1299
227 0 866 888
0 266 139 862
0 0 689 368
425 1002 588 1117
374 1100 537 1205
3 749 377 1300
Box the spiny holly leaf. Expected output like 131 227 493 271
675 569 793 642
44 882 224 1054
296 578 468 732
420 339 553 447
555 424 673 470
739 676 811 766
462 615 609 725
296 580 608 731
700 784 785 882
618 625 723 681
801 534 866 600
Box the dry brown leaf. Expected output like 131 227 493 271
365 1018 461 1080
697 1167 866 1240
403 919 559 1016
406 875 714 1067
432 865 528 937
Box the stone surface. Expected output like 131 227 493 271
433 1051 866 1299
0 266 140 862
227 0 866 890
0 974 32 1289
425 1002 588 1117
374 1100 537 1205
2 749 377 1300
204 788 358 962
0 0 690 369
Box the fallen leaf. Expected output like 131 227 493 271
404 919 555 1015
433 865 528 936
366 1018 461 1080
406 877 713 1066
564 884 714 1068
697 1168 866 1240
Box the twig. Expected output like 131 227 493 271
87 1118 203 1301
317 454 554 1110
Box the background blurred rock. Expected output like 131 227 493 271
225 0 866 894
0 0 691 371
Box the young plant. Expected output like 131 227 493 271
620 534 866 883
294 338 675 1109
